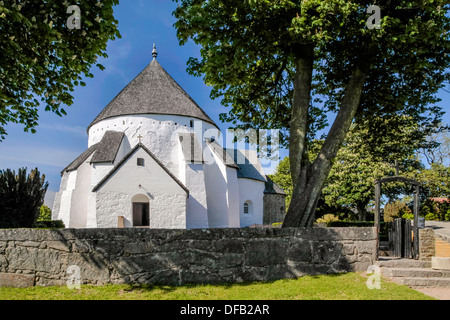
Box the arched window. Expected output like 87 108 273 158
243 201 253 215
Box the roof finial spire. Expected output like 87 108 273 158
152 43 158 60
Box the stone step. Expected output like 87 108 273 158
390 277 450 288
381 267 450 278
375 258 431 269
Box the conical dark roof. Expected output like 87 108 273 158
88 59 218 130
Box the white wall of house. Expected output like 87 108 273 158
203 144 237 228
94 147 188 229
87 115 217 181
91 163 114 189
238 178 265 227
69 154 93 228
52 172 69 220
86 192 98 228
226 167 240 228
54 170 78 227
185 163 209 229
114 136 132 165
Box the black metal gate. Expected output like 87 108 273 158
388 218 416 259
375 176 421 260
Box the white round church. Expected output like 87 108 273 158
52 47 286 229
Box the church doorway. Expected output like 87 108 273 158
132 194 150 227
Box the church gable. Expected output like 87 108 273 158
92 143 189 195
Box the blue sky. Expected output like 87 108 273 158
0 1 449 208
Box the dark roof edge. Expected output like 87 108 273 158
205 139 240 169
92 143 189 195
264 176 287 196
61 145 97 176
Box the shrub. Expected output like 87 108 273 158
38 205 52 221
0 168 48 228
316 214 339 224
33 220 65 229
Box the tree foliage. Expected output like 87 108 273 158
0 168 48 228
173 0 450 227
268 156 292 208
38 204 52 221
417 163 450 198
322 118 425 221
271 118 426 221
0 0 121 139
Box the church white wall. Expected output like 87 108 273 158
114 135 132 165
203 146 231 228
69 155 93 228
55 171 77 227
226 167 240 228
91 163 114 188
52 172 69 220
66 171 77 191
94 147 187 229
88 115 217 182
86 192 98 228
238 178 265 227
185 163 209 229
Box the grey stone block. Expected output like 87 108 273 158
0 273 35 288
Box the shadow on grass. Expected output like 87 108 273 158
121 272 351 294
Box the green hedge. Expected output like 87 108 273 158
33 220 65 229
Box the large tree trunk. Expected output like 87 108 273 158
283 60 369 228
288 44 314 187
357 202 368 222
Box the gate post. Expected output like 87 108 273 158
374 180 381 260
413 185 420 259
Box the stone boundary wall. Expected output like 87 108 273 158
0 227 377 288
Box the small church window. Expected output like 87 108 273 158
190 120 194 128
137 158 145 167
244 201 253 214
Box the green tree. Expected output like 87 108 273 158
271 119 425 222
38 205 52 221
0 0 121 139
0 168 48 228
173 0 450 227
417 163 450 198
322 118 425 221
268 156 292 208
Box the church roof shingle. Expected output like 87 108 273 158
88 59 218 130
90 131 125 164
62 131 124 175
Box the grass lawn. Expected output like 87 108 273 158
0 272 435 300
